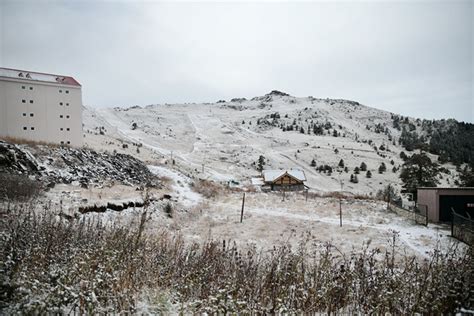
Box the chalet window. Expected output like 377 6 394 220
60 141 64 145
60 102 63 106
29 87 33 90
23 127 27 130
60 115 63 118
67 141 71 144
66 103 69 106
29 100 33 104
66 128 70 131
22 99 26 103
66 90 69 94
59 90 62 93
30 113 34 117
21 86 25 89
30 127 35 130
60 128 63 131
22 113 26 117
66 115 70 119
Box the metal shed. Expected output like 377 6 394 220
417 187 474 222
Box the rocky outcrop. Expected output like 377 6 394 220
0 141 157 187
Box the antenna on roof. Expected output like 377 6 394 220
26 73 31 78
18 72 24 77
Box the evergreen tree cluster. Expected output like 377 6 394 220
393 116 474 165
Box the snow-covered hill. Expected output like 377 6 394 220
83 91 460 196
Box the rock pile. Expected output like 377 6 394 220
0 141 157 188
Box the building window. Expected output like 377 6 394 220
66 103 69 106
66 115 70 119
21 86 25 89
29 87 33 90
60 128 64 131
66 128 70 131
60 115 63 118
67 141 71 144
22 113 26 117
59 89 62 93
66 90 69 94
60 102 63 106
30 127 35 131
60 141 64 145
30 113 34 117
22 99 26 103
29 100 33 104
23 127 27 130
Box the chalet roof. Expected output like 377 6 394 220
0 67 81 87
262 169 306 183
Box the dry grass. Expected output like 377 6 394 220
1 202 473 314
192 179 227 199
0 136 61 148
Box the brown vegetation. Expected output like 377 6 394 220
1 203 472 314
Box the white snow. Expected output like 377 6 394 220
148 165 202 207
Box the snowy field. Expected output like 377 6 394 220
75 93 465 258
83 93 460 196
68 164 461 260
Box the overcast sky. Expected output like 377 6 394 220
1 0 472 122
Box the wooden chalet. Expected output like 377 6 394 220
262 169 307 191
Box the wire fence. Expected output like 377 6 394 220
388 200 428 227
451 210 474 246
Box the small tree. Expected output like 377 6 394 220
257 155 266 171
310 159 316 167
360 162 367 171
338 159 345 168
354 166 360 174
378 162 387 174
459 164 474 187
366 170 372 178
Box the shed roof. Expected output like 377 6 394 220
0 67 81 87
418 187 474 191
262 169 306 183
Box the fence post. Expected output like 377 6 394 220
451 210 454 237
240 193 245 223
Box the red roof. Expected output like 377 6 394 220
0 67 81 87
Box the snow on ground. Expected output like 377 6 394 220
83 93 460 196
148 165 202 207
175 192 460 258
75 92 466 259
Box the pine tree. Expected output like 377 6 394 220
338 159 344 168
400 153 440 199
257 155 265 171
366 170 372 178
360 162 367 171
378 162 387 174
354 167 360 174
310 159 316 167
459 164 474 187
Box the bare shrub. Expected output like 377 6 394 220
164 202 173 218
192 180 225 199
0 136 60 148
0 173 42 201
1 204 472 314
